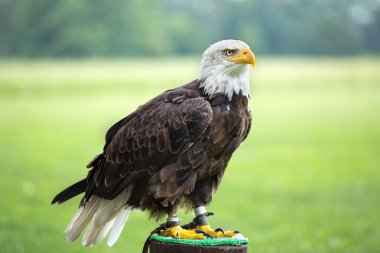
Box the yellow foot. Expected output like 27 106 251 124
159 225 206 239
193 225 238 238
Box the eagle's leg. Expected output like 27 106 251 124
159 212 206 239
185 178 239 238
186 206 239 238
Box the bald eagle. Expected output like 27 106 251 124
52 40 255 247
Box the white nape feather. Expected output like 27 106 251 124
65 187 132 247
199 39 252 101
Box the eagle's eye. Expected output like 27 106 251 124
224 49 235 56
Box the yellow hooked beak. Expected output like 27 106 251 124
227 48 255 66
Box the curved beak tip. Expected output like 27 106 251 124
244 49 255 66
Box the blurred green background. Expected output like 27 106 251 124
1 0 380 57
0 1 380 253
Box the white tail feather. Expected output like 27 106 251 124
66 198 101 243
65 187 132 247
82 219 114 247
107 207 132 246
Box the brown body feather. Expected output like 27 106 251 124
53 79 251 220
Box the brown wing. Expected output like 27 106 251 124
86 88 213 200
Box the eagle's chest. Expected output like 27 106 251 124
206 98 249 158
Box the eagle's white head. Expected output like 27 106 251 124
199 39 255 101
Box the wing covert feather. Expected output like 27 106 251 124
97 94 213 192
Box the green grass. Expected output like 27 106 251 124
0 57 379 253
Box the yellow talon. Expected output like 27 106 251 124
197 225 237 238
159 225 206 239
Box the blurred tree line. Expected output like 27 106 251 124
0 0 379 57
